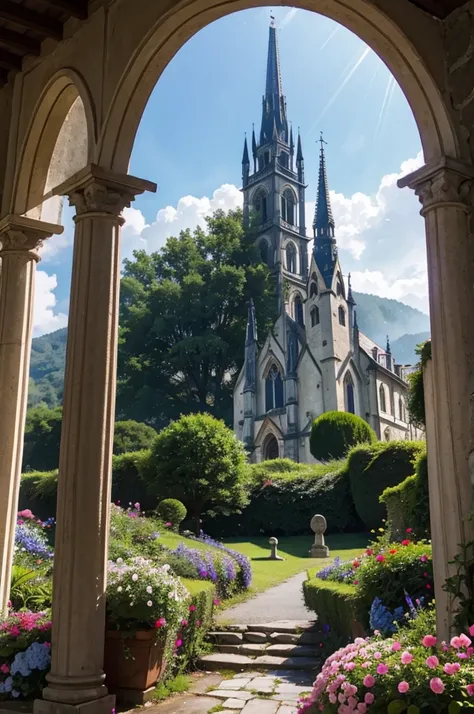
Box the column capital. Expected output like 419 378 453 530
0 215 63 261
398 156 474 215
52 164 157 218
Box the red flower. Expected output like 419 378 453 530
353 580 359 585
401 539 411 546
189 605 197 612
154 618 166 629
366 549 374 556
406 528 413 533
390 549 397 555
352 560 360 569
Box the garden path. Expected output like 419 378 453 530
217 573 311 624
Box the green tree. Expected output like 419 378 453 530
113 420 157 455
407 339 431 428
143 413 248 535
310 411 376 461
22 405 63 472
117 208 275 427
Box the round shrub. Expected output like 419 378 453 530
113 420 157 455
310 411 376 461
157 499 187 528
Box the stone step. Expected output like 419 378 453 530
242 620 319 634
269 631 323 646
217 643 319 658
198 652 321 672
211 629 324 646
209 632 244 645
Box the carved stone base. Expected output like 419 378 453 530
309 545 329 558
34 695 115 714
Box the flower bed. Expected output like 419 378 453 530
0 611 52 700
298 609 474 714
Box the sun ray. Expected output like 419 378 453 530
373 75 395 143
319 25 340 51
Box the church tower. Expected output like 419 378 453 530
242 17 310 316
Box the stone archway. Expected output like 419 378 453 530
264 434 280 460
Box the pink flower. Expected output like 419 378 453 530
391 641 401 651
196 620 201 627
422 635 437 647
345 685 357 697
376 663 389 675
175 639 182 648
430 677 445 695
376 555 385 563
0 664 9 674
426 656 439 669
366 549 373 556
469 625 474 637
18 509 34 519
344 662 356 671
154 618 166 629
398 681 409 694
406 528 413 533
363 675 375 688
134 502 140 510
166 522 173 527
373 651 382 660
213 599 221 607
420 555 428 562
364 693 374 705
401 651 413 664
189 605 197 612
466 684 474 696
181 619 188 627
353 580 359 585
9 626 20 637
451 634 472 648
401 539 411 546
444 662 460 675
357 705 367 714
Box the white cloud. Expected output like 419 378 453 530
33 271 68 337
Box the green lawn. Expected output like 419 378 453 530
220 533 369 608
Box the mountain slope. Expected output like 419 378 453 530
27 293 430 408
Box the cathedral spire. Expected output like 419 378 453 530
347 272 355 305
313 132 335 238
246 299 258 345
260 16 288 145
242 135 249 166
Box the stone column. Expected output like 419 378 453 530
0 216 63 615
399 157 474 640
35 165 155 714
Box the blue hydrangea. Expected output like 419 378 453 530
369 597 404 634
10 642 51 678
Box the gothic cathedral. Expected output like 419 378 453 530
232 20 423 463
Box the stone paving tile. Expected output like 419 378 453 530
217 678 251 690
143 695 219 713
222 699 246 709
278 706 299 714
275 683 309 696
208 690 254 700
240 699 280 714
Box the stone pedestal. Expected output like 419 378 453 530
399 157 474 640
33 166 155 714
268 536 284 561
309 514 329 558
0 216 63 615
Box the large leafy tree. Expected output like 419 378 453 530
117 208 275 427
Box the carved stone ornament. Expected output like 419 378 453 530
414 168 472 213
69 181 136 217
0 228 44 255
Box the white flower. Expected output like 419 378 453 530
168 592 173 599
132 574 138 582
147 601 153 607
130 601 134 606
116 558 123 564
162 564 170 573
117 586 122 593
146 586 152 594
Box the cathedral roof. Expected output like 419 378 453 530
260 18 289 145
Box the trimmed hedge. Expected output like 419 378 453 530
310 411 376 461
346 441 425 530
19 449 155 519
381 451 430 539
203 465 362 537
303 575 365 636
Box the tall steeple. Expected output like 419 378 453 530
260 17 288 146
313 132 335 239
313 134 338 287
242 135 250 188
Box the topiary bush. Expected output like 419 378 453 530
156 499 187 530
303 576 364 636
113 420 157 455
346 440 424 530
203 463 361 537
381 450 430 540
310 411 376 461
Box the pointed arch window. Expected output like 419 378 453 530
379 384 387 413
310 281 318 298
259 239 269 265
265 365 284 412
310 306 320 327
286 242 297 273
338 306 346 326
254 189 267 223
279 152 289 169
281 188 296 225
294 294 304 327
345 373 355 414
399 396 404 421
264 434 279 460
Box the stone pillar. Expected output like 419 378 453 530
399 157 474 640
35 165 155 714
0 216 63 614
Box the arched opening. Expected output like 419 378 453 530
399 396 405 421
345 373 355 414
253 188 268 224
294 294 304 327
281 188 296 225
265 364 284 411
264 434 280 460
310 281 318 298
338 306 345 326
379 383 387 413
310 306 319 327
286 242 297 273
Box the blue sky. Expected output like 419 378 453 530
35 7 427 336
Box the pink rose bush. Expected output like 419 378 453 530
298 615 474 714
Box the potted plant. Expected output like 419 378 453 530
104 556 188 703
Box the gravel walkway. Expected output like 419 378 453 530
217 572 312 624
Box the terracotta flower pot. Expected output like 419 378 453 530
104 629 166 696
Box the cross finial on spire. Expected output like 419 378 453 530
270 12 275 27
319 131 327 149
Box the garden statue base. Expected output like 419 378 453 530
34 695 115 714
309 544 329 558
104 630 166 702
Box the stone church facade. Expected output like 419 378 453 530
233 20 423 463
